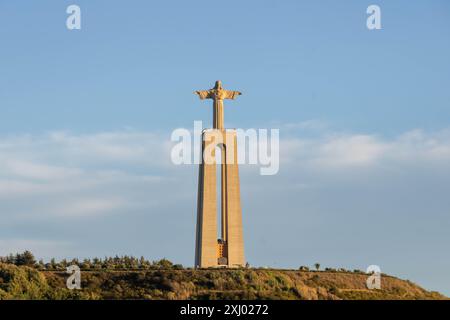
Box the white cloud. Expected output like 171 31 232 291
47 131 169 164
0 130 174 220
281 129 450 170
48 198 126 218
2 159 82 180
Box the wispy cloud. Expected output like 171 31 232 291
281 128 450 170
0 130 174 220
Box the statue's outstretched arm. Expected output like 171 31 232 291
224 90 242 100
195 90 212 100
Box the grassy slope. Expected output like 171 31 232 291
1 263 446 300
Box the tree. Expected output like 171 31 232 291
139 256 149 269
81 258 91 270
15 251 36 267
299 266 309 271
37 259 45 270
50 258 57 270
314 263 320 271
154 258 173 269
7 254 15 264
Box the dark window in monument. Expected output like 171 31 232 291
216 145 223 241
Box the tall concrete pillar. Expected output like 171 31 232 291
194 81 245 268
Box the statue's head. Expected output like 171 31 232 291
214 80 222 89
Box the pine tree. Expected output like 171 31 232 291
15 251 36 267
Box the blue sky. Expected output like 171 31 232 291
1 1 450 295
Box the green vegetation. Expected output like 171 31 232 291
0 263 97 299
0 252 446 300
1 251 182 271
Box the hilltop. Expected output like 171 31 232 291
0 262 445 300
